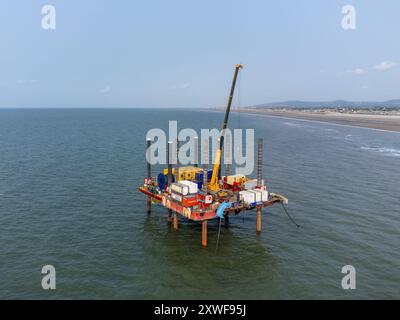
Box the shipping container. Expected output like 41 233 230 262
171 192 199 207
249 190 262 202
163 166 202 181
259 190 269 202
195 169 213 182
180 180 198 194
239 190 255 205
182 195 199 207
171 183 189 196
171 192 182 202
227 174 245 185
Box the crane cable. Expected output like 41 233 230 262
238 67 245 224
237 67 300 231
216 66 245 252
215 217 223 251
281 203 300 228
238 66 242 130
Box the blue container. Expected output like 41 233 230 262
195 169 213 190
195 169 213 182
195 171 203 181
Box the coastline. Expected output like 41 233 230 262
235 109 400 132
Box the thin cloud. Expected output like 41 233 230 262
372 61 397 72
99 85 111 94
171 83 190 90
16 79 38 85
338 68 366 76
339 59 398 76
350 68 366 75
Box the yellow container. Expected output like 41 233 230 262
163 166 202 181
183 166 202 180
184 170 194 180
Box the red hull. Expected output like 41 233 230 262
139 186 282 222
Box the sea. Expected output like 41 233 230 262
0 108 399 299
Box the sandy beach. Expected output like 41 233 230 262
239 109 400 132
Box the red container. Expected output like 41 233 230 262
182 195 199 207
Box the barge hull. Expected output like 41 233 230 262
138 187 285 222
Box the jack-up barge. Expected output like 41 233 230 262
139 64 288 247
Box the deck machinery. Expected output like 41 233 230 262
138 64 288 247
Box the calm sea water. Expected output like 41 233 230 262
0 108 399 299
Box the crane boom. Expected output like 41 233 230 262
209 64 243 191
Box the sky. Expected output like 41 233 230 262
0 0 399 108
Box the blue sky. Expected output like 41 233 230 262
1 0 399 108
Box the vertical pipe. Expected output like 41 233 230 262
167 141 173 223
202 220 207 247
168 141 173 192
257 138 263 187
167 210 172 224
175 139 179 182
147 193 151 214
202 138 209 193
146 138 152 214
203 168 208 193
256 207 262 234
194 136 199 167
147 138 152 178
173 212 179 230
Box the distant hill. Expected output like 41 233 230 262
251 100 400 109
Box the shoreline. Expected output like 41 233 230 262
234 109 400 133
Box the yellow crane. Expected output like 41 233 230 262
208 64 243 191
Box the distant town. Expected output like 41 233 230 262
245 100 400 116
249 106 400 115
210 100 400 113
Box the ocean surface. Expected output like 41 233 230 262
0 108 399 299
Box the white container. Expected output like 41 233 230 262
171 182 189 196
239 190 255 205
179 180 198 194
249 190 262 202
171 192 182 202
259 190 269 202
